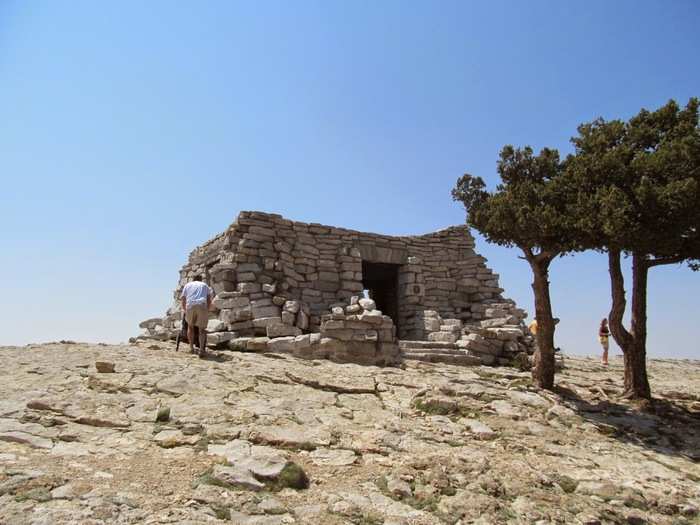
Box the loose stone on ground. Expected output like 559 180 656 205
0 341 698 525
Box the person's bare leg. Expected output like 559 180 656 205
198 329 207 358
188 325 195 354
602 342 609 365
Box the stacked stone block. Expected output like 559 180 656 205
321 297 394 342
137 211 528 368
407 300 534 366
198 297 399 366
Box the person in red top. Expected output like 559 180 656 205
599 318 610 365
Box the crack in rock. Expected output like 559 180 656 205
285 371 377 394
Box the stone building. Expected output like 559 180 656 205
138 211 534 366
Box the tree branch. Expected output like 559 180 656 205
534 249 556 265
517 244 557 266
646 255 686 268
517 244 535 262
607 248 633 349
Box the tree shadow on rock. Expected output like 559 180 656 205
553 385 700 465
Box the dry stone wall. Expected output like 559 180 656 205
138 211 533 366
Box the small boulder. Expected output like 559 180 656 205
206 319 226 332
155 406 170 422
512 352 532 371
95 362 115 373
461 418 497 440
153 430 199 448
258 496 286 515
358 298 376 311
309 448 357 466
267 322 301 338
575 480 619 501
387 475 413 498
209 464 265 491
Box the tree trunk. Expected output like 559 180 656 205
607 249 633 348
621 341 650 399
627 254 651 398
529 256 556 390
607 249 651 399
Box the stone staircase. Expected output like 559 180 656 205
399 340 482 366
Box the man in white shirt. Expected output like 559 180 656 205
180 275 214 357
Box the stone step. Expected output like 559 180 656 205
399 340 458 350
401 348 465 357
401 352 482 366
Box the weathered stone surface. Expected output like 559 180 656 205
323 320 345 330
266 323 301 338
575 480 620 500
50 483 79 499
292 334 312 351
252 316 282 329
358 298 376 311
139 317 163 329
387 474 413 498
249 423 331 449
213 293 249 309
487 399 524 419
266 336 296 352
238 282 261 294
427 332 459 343
0 431 53 449
206 318 226 332
252 305 281 319
207 331 237 345
345 303 361 314
229 320 254 331
210 464 266 491
507 390 550 408
461 418 497 440
4 342 697 525
309 448 358 466
283 300 301 314
357 311 384 324
281 310 296 325
156 375 192 395
208 440 290 479
296 310 309 330
247 337 270 351
258 496 286 515
228 337 252 351
285 369 376 394
153 429 199 448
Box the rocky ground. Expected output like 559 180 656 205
0 342 698 525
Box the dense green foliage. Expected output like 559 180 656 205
452 146 577 255
567 98 700 265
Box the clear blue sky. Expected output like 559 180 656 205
1 1 698 359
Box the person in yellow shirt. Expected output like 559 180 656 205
528 318 559 337
528 318 538 335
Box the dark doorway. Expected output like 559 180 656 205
361 261 401 330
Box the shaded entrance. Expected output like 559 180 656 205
361 261 400 330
